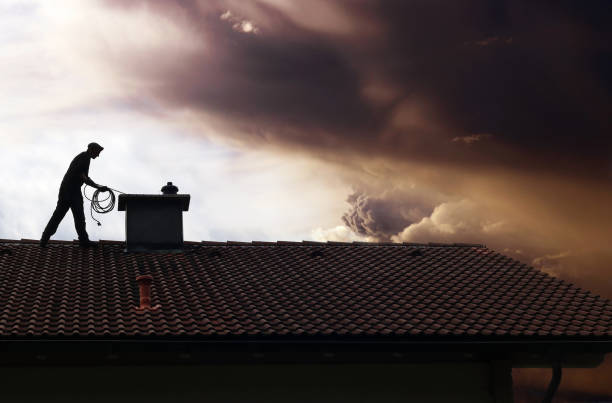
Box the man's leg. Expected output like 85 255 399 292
69 193 90 244
41 199 70 246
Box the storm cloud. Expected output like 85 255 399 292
341 188 439 240
98 0 612 178
91 0 612 282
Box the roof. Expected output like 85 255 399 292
0 239 611 342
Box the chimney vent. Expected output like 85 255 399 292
118 182 190 252
135 274 160 311
161 182 178 195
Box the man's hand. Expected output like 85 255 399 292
99 186 110 192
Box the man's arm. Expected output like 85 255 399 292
80 173 107 191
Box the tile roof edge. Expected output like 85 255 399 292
2 239 487 248
200 241 226 246
99 239 124 245
18 238 42 244
0 239 22 243
480 248 612 304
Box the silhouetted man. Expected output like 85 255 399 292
40 143 109 247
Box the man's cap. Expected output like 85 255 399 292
87 142 104 152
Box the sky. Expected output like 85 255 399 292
1 0 611 398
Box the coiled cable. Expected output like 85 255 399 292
83 185 124 226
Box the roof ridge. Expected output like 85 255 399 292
1 238 487 248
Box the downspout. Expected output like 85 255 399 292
542 362 562 403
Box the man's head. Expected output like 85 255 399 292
87 142 104 159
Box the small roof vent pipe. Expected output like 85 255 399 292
135 275 160 311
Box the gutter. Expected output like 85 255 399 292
2 335 612 346
0 338 606 368
1 336 612 351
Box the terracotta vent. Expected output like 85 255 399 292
135 274 160 311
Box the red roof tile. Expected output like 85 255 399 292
0 239 611 339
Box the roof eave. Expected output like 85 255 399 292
0 337 608 368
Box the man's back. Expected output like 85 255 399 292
59 152 90 196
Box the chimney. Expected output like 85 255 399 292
118 182 190 252
135 274 160 311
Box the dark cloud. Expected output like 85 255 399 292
452 134 492 144
104 0 382 143
341 189 438 240
464 36 513 47
98 0 612 273
102 0 612 179
100 0 612 288
365 0 612 176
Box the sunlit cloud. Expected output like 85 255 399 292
311 225 369 243
452 134 492 144
220 10 259 34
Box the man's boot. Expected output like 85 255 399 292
40 233 50 248
79 239 97 248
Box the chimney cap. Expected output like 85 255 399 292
117 194 190 211
161 182 179 195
